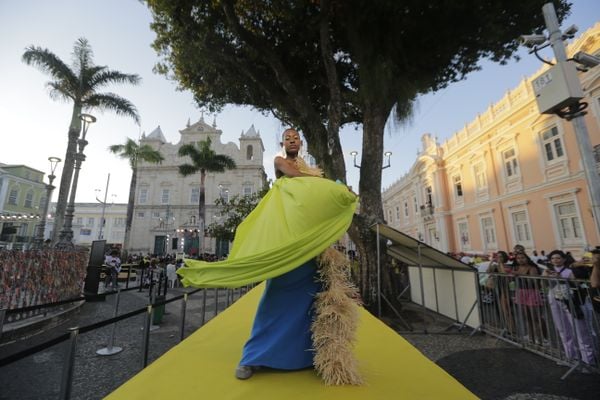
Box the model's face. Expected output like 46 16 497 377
282 129 301 153
551 254 564 266
497 253 507 263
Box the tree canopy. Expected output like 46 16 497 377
147 0 570 178
109 138 165 169
207 186 270 243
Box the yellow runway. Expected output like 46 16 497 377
107 285 476 400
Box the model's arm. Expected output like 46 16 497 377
274 156 310 178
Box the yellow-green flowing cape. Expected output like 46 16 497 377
178 177 358 288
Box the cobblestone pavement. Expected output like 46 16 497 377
0 288 599 400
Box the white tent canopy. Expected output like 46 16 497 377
371 223 481 332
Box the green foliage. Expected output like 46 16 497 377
206 185 270 242
177 135 237 237
23 37 141 123
147 0 570 127
109 138 165 169
146 0 570 181
177 137 236 176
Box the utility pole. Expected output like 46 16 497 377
521 2 600 238
97 174 111 240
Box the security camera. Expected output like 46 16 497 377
562 24 578 38
519 34 547 47
572 51 600 68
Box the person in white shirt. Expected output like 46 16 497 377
165 261 178 288
531 250 540 264
459 252 473 265
104 249 122 291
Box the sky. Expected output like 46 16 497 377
0 1 599 204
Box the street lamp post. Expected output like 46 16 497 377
159 204 175 256
520 2 600 238
34 156 61 249
95 174 115 240
56 113 96 249
349 149 392 318
349 150 392 169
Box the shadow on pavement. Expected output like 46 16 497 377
436 347 600 400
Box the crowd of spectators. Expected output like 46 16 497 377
471 245 600 369
119 252 223 289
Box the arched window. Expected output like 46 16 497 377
246 145 254 160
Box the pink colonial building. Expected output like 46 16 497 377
382 23 600 258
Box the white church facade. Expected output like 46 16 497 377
128 117 267 256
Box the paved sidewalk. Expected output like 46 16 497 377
0 287 598 400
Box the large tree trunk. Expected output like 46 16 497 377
317 0 345 182
122 167 137 256
51 105 82 244
302 121 346 181
348 102 388 309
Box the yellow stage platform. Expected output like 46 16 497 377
107 285 476 400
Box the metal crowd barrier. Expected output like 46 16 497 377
477 271 599 379
0 296 85 340
0 283 256 399
2 270 146 327
1 265 149 332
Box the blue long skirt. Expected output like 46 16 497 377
239 259 321 370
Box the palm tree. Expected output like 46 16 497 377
109 138 164 254
178 137 236 243
23 38 141 244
